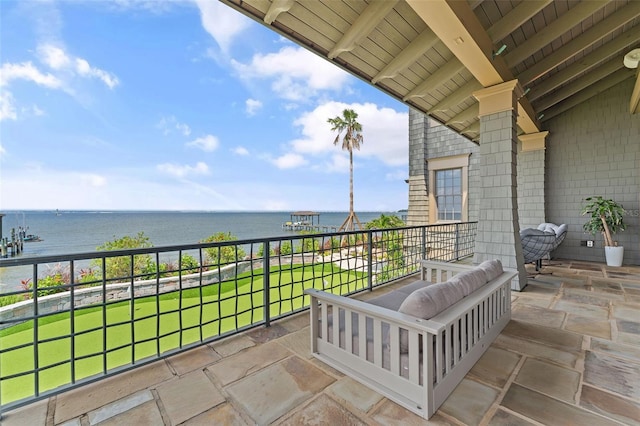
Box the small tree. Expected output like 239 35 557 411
201 232 246 265
94 232 155 281
581 196 626 246
365 213 405 230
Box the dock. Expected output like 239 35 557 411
281 211 339 232
0 213 29 257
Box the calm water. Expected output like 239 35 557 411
0 210 392 291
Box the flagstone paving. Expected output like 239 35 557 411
2 260 639 425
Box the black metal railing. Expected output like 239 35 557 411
0 222 476 412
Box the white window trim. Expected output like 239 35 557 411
428 153 470 223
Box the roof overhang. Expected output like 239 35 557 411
222 0 640 140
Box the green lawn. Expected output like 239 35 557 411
0 263 366 404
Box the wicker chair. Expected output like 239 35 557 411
520 223 567 270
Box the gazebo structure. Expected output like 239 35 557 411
223 0 639 291
289 211 320 226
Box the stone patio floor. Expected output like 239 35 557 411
3 259 640 425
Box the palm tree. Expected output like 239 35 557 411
328 108 364 233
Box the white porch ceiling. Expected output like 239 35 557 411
221 0 640 141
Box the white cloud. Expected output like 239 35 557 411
271 153 308 169
38 44 71 70
187 135 219 152
385 169 407 181
232 46 352 101
245 98 262 116
194 0 250 53
324 154 350 173
0 61 62 88
0 144 6 158
32 105 45 116
110 0 177 14
176 123 191 136
0 92 17 121
157 161 210 178
233 146 249 156
74 58 119 89
290 101 408 166
0 166 248 211
158 115 191 136
20 104 45 117
36 43 119 89
80 173 107 187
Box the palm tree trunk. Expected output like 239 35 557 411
349 148 354 215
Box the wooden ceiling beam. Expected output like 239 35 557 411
541 69 635 121
406 0 539 133
534 60 625 111
372 28 439 83
528 27 640 102
263 0 295 24
397 1 549 94
630 70 640 114
403 58 464 100
487 0 553 43
328 0 398 59
504 1 608 69
446 103 479 125
461 120 480 136
429 80 482 113
519 2 640 85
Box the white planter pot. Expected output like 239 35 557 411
604 246 624 267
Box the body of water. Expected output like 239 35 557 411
0 210 394 291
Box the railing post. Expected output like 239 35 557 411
263 241 270 327
455 223 460 260
367 230 373 291
421 226 427 260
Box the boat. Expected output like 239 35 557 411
24 234 42 242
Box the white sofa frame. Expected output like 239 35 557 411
306 260 517 419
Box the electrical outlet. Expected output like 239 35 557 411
587 240 594 248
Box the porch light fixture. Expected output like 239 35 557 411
492 44 507 59
623 48 640 69
537 113 544 120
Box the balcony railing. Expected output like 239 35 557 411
0 222 476 413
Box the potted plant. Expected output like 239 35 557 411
581 196 626 266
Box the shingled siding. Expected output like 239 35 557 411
517 146 546 230
425 120 480 223
407 110 480 225
407 108 429 225
546 78 640 265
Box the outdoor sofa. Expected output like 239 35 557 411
306 260 517 419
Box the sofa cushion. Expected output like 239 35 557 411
397 281 466 353
366 290 410 311
398 281 465 320
476 259 503 283
449 269 487 296
396 280 430 296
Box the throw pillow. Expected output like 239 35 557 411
397 281 466 353
476 259 503 282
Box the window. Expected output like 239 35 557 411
435 169 462 221
428 154 469 223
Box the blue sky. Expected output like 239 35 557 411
0 0 409 212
